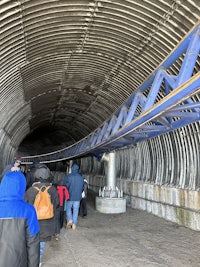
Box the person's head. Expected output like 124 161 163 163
14 156 21 168
0 172 26 200
34 166 51 183
71 163 79 173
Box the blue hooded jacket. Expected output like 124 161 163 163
0 172 40 267
65 163 84 201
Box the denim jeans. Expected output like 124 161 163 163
66 201 80 226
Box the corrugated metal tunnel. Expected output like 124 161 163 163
1 1 200 230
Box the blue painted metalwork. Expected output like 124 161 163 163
22 21 200 163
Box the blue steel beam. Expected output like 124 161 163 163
90 72 200 149
22 20 200 163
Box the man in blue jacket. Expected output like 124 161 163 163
0 171 40 267
65 163 84 230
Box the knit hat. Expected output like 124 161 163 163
34 167 50 180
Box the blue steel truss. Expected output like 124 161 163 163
22 20 200 163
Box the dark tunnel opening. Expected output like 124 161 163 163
18 125 73 156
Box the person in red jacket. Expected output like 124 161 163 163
54 180 69 239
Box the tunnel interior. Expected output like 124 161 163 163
2 0 200 231
2 0 200 165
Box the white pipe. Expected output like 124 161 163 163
107 152 116 189
102 152 116 189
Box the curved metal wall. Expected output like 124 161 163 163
1 1 200 175
80 121 200 191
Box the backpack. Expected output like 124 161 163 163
33 186 54 220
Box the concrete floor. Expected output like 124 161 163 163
42 192 200 267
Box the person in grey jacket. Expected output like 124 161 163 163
0 171 40 267
65 163 84 230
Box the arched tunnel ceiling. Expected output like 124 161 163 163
1 0 200 156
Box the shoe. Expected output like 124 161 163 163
72 224 76 230
66 221 72 228
82 214 87 218
55 234 59 241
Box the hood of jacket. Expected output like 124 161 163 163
71 163 79 173
0 172 26 201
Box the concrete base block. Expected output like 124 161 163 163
95 196 126 214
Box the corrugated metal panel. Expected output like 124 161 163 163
1 0 200 159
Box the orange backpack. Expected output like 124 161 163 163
33 186 54 220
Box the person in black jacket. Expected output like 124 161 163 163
80 177 88 218
0 171 40 267
25 164 59 265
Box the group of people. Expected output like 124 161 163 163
0 157 88 267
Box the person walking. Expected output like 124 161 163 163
25 164 59 265
0 171 40 267
57 180 70 228
65 163 84 230
53 180 70 239
80 177 89 218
